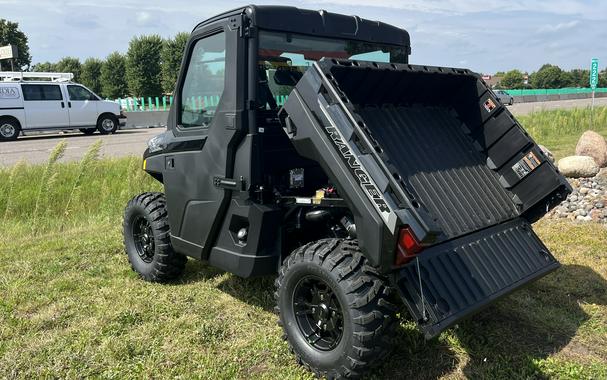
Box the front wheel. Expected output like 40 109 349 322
275 239 398 379
123 192 186 282
97 114 118 134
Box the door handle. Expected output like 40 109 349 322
68 102 72 108
61 102 65 108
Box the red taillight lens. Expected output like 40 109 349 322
395 227 424 266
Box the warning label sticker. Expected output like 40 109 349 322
483 98 496 113
512 151 541 179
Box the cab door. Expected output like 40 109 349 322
21 84 70 129
66 85 99 127
162 16 247 259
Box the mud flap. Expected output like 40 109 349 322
391 218 559 339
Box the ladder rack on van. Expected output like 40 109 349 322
0 71 74 82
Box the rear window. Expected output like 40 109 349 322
22 85 63 101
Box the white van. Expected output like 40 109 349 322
0 72 125 141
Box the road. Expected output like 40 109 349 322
0 128 163 167
1 97 606 167
508 96 607 116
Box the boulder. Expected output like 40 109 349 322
575 131 607 167
596 167 607 185
558 156 599 178
538 144 555 163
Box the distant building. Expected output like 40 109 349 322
481 74 501 88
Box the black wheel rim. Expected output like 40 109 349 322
293 275 344 351
132 215 155 263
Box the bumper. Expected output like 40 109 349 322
391 218 559 339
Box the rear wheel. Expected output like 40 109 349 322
123 192 186 282
97 114 118 134
0 117 20 141
79 128 96 135
275 239 398 379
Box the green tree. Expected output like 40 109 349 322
161 32 189 93
568 69 590 88
100 52 128 98
598 69 607 88
529 64 572 89
500 69 525 89
55 57 82 82
126 35 164 97
32 61 56 72
80 58 103 94
0 19 31 71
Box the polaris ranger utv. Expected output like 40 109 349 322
123 5 571 378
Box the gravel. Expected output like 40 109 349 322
546 175 607 223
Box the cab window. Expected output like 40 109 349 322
258 31 408 107
22 84 63 101
180 32 226 128
68 85 98 101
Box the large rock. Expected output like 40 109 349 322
538 144 555 163
558 156 600 178
575 130 607 167
596 167 607 185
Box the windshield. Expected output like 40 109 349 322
258 31 408 107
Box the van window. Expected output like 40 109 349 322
180 32 226 128
68 85 98 101
22 84 63 101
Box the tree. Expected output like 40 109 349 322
80 58 103 94
568 69 590 88
598 69 607 88
32 61 56 72
55 57 82 82
100 52 128 98
161 32 189 93
126 35 164 97
0 19 31 71
529 64 573 89
500 69 525 89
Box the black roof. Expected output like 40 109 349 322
194 5 410 48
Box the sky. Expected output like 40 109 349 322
1 0 606 74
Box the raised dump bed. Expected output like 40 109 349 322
280 59 571 336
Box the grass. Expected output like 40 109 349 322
519 106 607 160
1 109 607 379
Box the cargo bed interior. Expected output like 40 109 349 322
326 62 569 239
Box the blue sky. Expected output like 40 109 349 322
1 0 606 74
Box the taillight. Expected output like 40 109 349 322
395 227 424 266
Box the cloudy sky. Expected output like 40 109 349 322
1 0 606 74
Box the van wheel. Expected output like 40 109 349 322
0 118 20 141
275 239 398 379
123 192 187 282
79 128 96 135
97 114 118 134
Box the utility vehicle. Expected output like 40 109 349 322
0 72 124 141
123 5 570 378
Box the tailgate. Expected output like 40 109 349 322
391 217 559 339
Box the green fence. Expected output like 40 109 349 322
504 87 607 96
115 95 290 111
115 88 607 110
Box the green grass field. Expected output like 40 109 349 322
1 107 606 379
518 106 607 160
